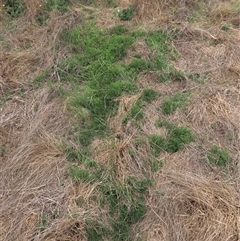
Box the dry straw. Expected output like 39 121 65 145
135 171 239 241
1 0 240 240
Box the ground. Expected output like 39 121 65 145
0 0 240 240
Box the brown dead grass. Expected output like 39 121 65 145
136 170 239 241
1 0 240 240
0 87 88 241
0 9 80 92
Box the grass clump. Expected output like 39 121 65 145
165 126 195 153
54 22 177 145
161 92 190 115
87 177 152 241
124 89 158 123
207 146 230 166
69 165 102 183
36 0 70 25
140 88 158 103
145 30 183 82
118 5 137 21
66 146 103 183
150 121 195 155
124 101 145 123
150 135 166 157
3 0 24 18
38 213 48 232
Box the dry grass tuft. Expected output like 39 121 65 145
136 171 239 241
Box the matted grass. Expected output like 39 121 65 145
1 0 240 240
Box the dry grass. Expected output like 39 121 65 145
1 0 240 240
135 170 239 241
0 8 80 92
0 87 87 241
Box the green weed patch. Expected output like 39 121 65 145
151 120 195 156
3 0 24 18
36 0 70 25
207 146 230 166
85 177 152 241
58 22 177 145
161 92 190 115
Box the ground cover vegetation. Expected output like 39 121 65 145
1 0 240 240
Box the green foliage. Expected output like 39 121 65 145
86 221 111 241
88 177 151 241
150 121 195 155
103 0 118 8
118 5 137 21
54 23 177 146
207 146 230 166
145 30 182 82
35 0 70 25
69 165 102 183
232 1 240 11
149 158 163 172
165 126 195 153
161 92 190 115
221 22 232 31
128 102 144 121
3 0 25 18
0 91 13 107
38 213 48 232
155 119 174 129
127 59 152 76
59 23 140 145
123 89 158 124
44 0 70 12
150 135 166 157
109 25 128 35
188 72 208 84
140 88 158 103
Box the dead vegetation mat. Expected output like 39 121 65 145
1 0 240 240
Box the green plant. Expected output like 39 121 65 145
151 121 195 154
123 89 158 124
38 213 48 231
161 92 190 115
92 177 151 241
59 23 139 145
35 0 70 25
129 102 144 120
150 135 166 157
221 22 232 31
149 158 163 172
69 165 102 184
118 5 137 21
155 119 174 129
103 0 118 8
0 91 13 107
207 146 230 166
3 0 25 18
65 147 88 163
127 59 152 76
165 126 195 153
145 30 182 82
140 88 158 103
188 72 208 84
0 145 6 156
45 0 70 12
86 221 111 241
